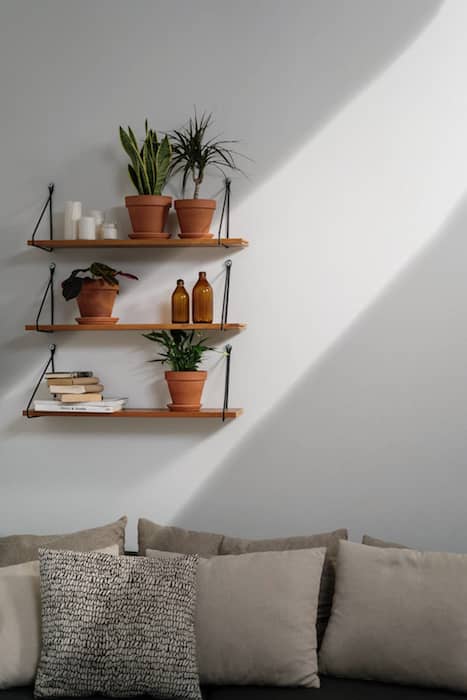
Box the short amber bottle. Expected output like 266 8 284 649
171 279 189 323
192 271 213 323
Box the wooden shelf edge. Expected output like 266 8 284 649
23 408 243 419
25 323 247 332
27 238 249 249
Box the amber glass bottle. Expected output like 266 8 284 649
171 279 189 323
192 271 213 323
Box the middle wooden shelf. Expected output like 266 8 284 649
25 323 247 332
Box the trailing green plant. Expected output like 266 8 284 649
119 120 172 195
62 262 138 300
142 329 212 371
170 111 243 199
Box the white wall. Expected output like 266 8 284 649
2 0 466 552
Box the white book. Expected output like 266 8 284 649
34 398 127 413
34 398 128 411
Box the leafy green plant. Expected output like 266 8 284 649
142 329 212 371
119 120 172 195
62 262 138 300
170 111 242 198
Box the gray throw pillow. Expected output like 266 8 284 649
34 549 201 699
0 516 127 566
138 518 347 644
319 540 467 694
147 547 325 688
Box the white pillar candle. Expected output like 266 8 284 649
64 201 82 240
78 216 96 240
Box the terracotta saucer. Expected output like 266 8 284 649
178 232 214 239
167 403 202 412
129 232 171 239
76 317 119 325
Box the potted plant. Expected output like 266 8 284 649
119 120 172 239
143 329 212 411
62 262 138 325
170 111 241 238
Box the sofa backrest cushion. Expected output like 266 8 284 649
0 516 127 566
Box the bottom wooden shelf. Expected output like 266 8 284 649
23 408 243 419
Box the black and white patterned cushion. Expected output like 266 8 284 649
34 549 201 699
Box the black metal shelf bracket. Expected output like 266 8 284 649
222 344 232 422
35 263 56 332
221 259 232 329
25 344 56 418
217 178 231 246
31 183 54 252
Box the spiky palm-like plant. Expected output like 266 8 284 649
170 112 241 199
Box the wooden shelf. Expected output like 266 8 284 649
23 408 243 419
27 238 248 249
25 323 246 332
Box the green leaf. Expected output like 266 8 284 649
128 164 142 193
155 135 171 195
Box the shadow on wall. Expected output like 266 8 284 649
217 0 444 196
177 191 467 553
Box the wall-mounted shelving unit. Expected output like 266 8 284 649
24 184 247 421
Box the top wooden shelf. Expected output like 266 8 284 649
27 238 248 249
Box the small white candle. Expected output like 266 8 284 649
78 216 96 240
102 223 118 239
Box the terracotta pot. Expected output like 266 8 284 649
165 370 207 411
76 279 118 320
175 199 216 237
125 195 172 237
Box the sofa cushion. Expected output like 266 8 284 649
0 516 127 566
148 547 325 688
34 549 201 699
0 545 119 690
139 519 347 643
319 540 467 694
220 529 347 645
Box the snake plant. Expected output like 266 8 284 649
119 120 172 195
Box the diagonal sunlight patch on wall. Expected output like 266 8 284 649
142 0 467 525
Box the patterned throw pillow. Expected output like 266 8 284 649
34 549 201 699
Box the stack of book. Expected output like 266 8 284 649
34 371 127 413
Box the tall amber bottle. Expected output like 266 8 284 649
171 279 189 323
192 271 213 323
